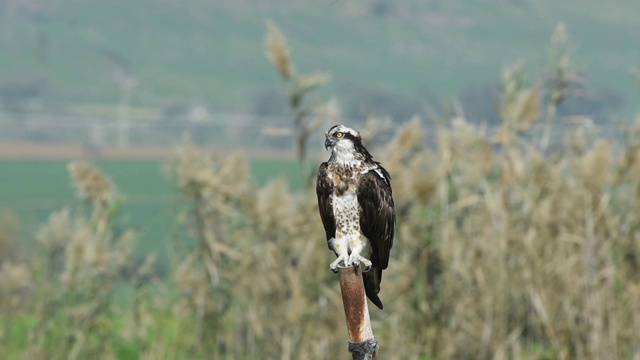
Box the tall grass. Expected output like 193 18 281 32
1 25 640 359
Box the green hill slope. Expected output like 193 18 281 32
1 0 638 117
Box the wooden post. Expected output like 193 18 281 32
337 264 378 360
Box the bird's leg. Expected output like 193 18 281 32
347 243 372 272
329 237 349 273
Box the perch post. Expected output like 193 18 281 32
337 264 378 360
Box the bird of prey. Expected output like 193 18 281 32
316 124 395 309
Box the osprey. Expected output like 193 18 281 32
316 124 395 309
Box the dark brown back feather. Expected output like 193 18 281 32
316 162 336 248
357 163 395 269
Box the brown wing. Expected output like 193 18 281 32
357 163 395 269
316 162 335 248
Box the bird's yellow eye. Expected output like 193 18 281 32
336 132 343 138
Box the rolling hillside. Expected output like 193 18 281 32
1 0 639 118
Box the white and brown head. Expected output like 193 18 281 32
324 125 373 166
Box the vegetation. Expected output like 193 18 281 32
265 20 328 186
2 14 640 360
4 94 640 358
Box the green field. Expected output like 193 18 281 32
0 158 302 260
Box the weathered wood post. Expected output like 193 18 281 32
337 264 378 360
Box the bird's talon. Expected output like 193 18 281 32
347 254 372 272
330 255 348 273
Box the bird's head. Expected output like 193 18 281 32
324 125 372 165
324 124 360 151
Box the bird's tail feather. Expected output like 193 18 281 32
363 269 384 309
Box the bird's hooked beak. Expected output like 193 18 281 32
325 137 336 150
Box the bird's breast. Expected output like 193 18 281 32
332 191 362 238
326 165 363 236
328 167 359 196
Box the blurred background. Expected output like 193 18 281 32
1 0 640 359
